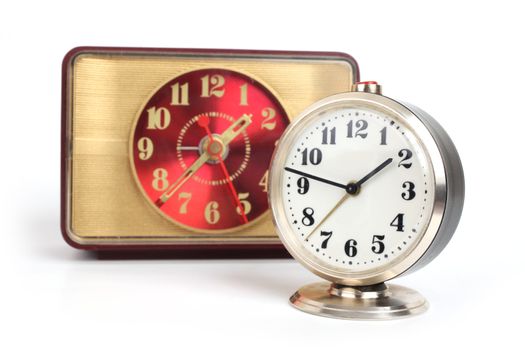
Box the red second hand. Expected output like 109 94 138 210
198 115 248 224
216 153 248 224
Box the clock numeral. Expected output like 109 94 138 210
297 177 310 194
259 170 269 192
301 148 323 165
171 82 189 106
344 239 358 257
347 119 368 138
236 192 252 216
178 192 192 214
301 207 315 226
204 201 220 224
320 231 333 249
398 149 413 168
201 74 225 98
402 181 416 200
380 127 387 145
371 235 385 254
321 126 336 145
390 213 405 232
147 106 171 130
261 107 276 130
240 83 248 106
137 137 154 160
152 168 168 191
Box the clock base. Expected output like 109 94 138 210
289 282 428 320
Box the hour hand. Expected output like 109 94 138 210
355 158 393 187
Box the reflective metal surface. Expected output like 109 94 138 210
269 91 464 285
290 282 428 320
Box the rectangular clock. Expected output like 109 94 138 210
61 47 359 255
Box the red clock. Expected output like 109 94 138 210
130 68 289 232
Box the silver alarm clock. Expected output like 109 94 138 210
269 82 464 319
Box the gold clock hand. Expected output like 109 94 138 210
155 114 252 207
218 113 252 146
155 151 210 207
304 192 349 241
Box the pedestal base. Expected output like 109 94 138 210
290 282 428 320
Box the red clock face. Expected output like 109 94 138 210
131 68 289 232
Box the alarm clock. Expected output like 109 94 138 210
61 47 359 255
268 81 464 319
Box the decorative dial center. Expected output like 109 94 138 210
206 138 224 155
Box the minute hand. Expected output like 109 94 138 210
283 167 347 190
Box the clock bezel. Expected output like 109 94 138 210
269 91 463 285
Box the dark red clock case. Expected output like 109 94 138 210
61 47 359 258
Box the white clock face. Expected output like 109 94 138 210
279 106 435 273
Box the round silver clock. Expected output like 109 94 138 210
269 82 464 320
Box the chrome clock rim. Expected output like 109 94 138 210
269 91 464 286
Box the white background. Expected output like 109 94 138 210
1 1 523 349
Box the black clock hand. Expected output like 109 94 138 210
284 167 347 190
355 158 393 188
285 158 393 195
